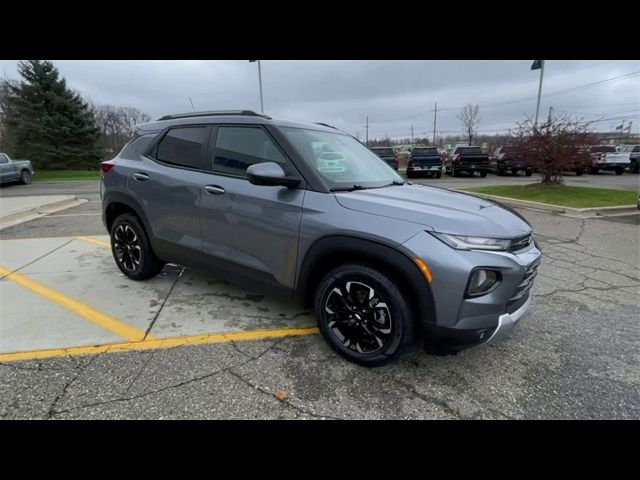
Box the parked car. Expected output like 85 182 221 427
101 110 541 366
604 145 640 174
444 145 491 177
0 153 34 185
490 146 533 176
586 145 624 175
406 146 442 178
370 147 399 170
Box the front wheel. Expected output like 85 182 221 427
20 170 32 185
479 170 488 178
314 264 414 366
524 168 533 177
615 167 624 175
110 213 164 280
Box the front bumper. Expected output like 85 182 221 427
486 294 531 343
402 231 541 353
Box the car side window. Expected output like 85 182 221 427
156 127 208 169
633 146 640 153
214 126 288 177
0 154 8 164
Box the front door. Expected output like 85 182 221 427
199 125 305 288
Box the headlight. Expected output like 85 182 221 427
430 232 510 251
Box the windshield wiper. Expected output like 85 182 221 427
380 180 406 187
330 184 366 192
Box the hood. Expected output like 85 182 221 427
334 184 532 237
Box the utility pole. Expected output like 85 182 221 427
249 60 264 113
364 117 369 146
433 102 438 145
534 60 545 127
410 124 414 143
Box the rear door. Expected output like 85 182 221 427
199 125 305 288
127 125 212 266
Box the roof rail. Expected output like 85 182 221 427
315 122 338 130
157 110 271 121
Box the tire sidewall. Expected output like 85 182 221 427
21 171 31 184
314 265 411 366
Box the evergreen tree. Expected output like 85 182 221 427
3 60 103 169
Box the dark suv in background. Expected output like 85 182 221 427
101 110 541 366
490 146 533 176
369 147 399 170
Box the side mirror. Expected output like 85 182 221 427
246 162 301 188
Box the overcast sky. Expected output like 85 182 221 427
2 60 639 140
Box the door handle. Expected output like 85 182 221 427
204 185 226 195
133 173 150 181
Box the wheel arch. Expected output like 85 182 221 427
102 192 155 242
296 235 437 327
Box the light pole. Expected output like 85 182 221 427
249 60 264 113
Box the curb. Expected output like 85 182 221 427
0 196 86 230
459 191 638 217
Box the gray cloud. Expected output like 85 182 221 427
2 60 639 140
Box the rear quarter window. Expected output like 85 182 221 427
119 134 157 160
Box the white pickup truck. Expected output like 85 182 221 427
0 153 35 185
606 145 640 174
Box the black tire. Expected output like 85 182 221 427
451 165 459 177
110 213 164 280
524 168 533 177
406 171 415 179
588 168 598 175
575 169 584 176
479 170 488 178
496 168 504 176
631 162 639 174
20 170 31 185
314 263 414 366
615 168 624 176
435 171 442 179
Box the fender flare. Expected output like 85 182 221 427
296 235 436 325
102 191 155 240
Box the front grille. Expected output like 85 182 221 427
509 234 533 253
508 259 540 306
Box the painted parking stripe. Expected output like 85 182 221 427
0 326 320 362
0 266 153 342
75 236 111 248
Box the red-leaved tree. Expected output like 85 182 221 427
511 115 595 185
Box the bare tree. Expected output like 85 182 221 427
511 114 595 185
90 104 151 158
457 104 480 145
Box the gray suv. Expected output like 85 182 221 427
101 110 541 366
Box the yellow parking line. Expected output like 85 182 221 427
0 266 153 342
75 236 110 248
0 326 320 362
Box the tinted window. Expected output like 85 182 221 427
455 147 482 155
0 154 8 164
412 148 438 155
633 146 640 153
371 148 395 156
214 127 287 177
120 134 156 160
590 146 616 153
156 127 207 169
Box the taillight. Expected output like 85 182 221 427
100 159 116 175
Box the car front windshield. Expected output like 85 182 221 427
281 127 404 190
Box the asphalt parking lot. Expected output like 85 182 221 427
1 178 639 419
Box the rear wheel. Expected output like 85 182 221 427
615 167 624 175
314 264 414 366
575 169 584 176
496 168 505 176
524 168 533 177
110 213 164 280
406 171 415 179
479 170 488 178
435 171 442 179
20 170 31 185
631 162 639 174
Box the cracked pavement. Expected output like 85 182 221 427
1 206 639 419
